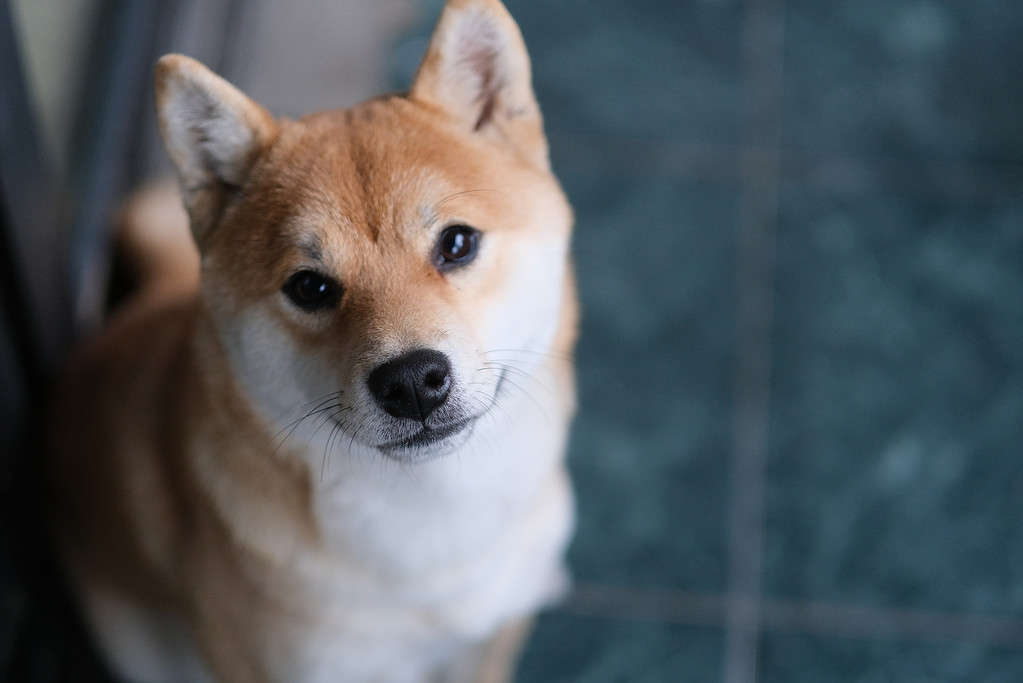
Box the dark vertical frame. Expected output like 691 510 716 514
0 2 66 403
0 4 95 678
67 0 183 335
1 2 182 680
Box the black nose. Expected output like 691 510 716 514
367 349 452 421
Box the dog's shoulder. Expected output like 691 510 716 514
48 296 199 566
57 296 198 423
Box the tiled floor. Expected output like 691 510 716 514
395 0 1023 680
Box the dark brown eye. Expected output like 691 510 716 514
435 225 480 270
282 270 341 311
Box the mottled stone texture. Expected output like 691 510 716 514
760 633 1023 683
518 614 722 683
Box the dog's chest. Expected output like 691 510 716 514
304 426 573 637
258 456 573 682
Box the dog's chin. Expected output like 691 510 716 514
376 418 477 463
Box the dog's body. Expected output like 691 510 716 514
47 2 577 681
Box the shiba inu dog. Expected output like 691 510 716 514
47 1 577 681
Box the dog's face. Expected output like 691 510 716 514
156 0 572 462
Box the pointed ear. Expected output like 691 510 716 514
154 54 278 243
410 0 549 169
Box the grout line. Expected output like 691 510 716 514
762 599 1023 648
724 0 786 680
562 584 1023 649
566 584 725 628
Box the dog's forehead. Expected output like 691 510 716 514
268 98 497 244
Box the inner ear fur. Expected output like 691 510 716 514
410 0 549 170
154 54 278 244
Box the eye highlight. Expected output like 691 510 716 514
282 270 342 311
435 225 481 270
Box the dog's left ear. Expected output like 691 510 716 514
154 54 278 245
410 0 548 170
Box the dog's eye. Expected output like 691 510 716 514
435 225 480 270
282 270 341 311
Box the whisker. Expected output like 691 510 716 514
274 401 344 455
468 370 514 415
348 414 372 454
480 361 556 397
467 392 506 454
482 347 572 361
485 372 550 425
321 417 342 481
319 406 356 480
272 392 342 442
466 390 498 423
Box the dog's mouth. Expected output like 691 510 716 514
377 417 476 455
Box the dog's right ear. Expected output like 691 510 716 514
154 54 278 244
410 0 549 170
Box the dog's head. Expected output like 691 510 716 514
155 0 573 462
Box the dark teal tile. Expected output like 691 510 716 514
759 632 1023 683
517 612 721 683
395 0 745 143
784 1 1023 160
764 160 1023 613
510 0 744 143
564 171 736 590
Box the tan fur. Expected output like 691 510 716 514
48 2 576 682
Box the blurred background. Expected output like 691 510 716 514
2 0 1022 681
